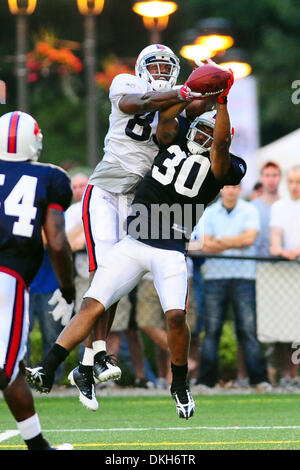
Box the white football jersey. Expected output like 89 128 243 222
90 74 160 192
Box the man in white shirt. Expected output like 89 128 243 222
269 165 300 387
270 166 300 259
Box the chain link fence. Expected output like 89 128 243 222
187 253 300 344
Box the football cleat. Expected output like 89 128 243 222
47 443 74 450
93 352 121 384
25 366 53 393
171 387 195 420
54 443 74 450
68 366 98 411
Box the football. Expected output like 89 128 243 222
186 63 231 96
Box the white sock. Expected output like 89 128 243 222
81 347 94 366
17 413 41 441
93 340 106 354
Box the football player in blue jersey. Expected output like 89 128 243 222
26 70 246 420
0 111 74 450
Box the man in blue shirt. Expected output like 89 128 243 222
196 184 270 390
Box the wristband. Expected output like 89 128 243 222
217 96 228 104
60 286 76 304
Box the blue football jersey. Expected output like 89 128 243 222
0 160 72 285
127 143 247 253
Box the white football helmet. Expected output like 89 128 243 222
187 111 217 155
0 111 43 162
135 44 180 91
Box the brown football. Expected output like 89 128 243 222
186 63 231 96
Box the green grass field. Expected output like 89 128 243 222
1 393 300 450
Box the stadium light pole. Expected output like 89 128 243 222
8 0 38 112
77 0 104 169
132 1 178 44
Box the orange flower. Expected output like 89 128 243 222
95 61 134 90
29 39 83 76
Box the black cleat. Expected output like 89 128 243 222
93 352 121 384
171 385 195 420
68 366 98 411
25 366 54 393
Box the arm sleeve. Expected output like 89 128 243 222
221 154 247 186
48 167 73 212
109 74 149 109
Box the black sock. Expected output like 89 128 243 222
43 344 69 374
25 433 51 450
171 363 188 390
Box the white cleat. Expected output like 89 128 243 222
93 354 121 384
54 443 74 450
68 366 98 411
172 388 195 419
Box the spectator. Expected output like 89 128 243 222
250 181 263 201
197 184 270 392
251 161 281 386
253 162 281 257
269 165 300 389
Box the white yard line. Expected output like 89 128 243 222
42 425 300 433
0 430 20 442
2 425 299 443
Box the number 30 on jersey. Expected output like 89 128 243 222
152 145 211 198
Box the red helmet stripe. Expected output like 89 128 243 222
7 112 21 153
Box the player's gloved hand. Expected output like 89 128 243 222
48 287 75 326
217 68 234 104
178 82 206 102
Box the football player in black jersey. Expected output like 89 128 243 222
0 111 74 450
27 70 246 420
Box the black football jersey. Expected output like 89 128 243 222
127 142 246 253
0 160 72 285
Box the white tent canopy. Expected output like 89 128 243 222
254 128 300 197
